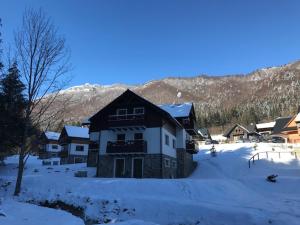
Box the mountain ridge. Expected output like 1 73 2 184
46 60 300 133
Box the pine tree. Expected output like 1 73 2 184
0 62 26 155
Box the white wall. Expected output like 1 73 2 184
99 128 161 155
69 143 88 156
161 127 177 158
46 143 62 152
99 130 112 155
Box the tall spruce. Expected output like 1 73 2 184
0 63 26 155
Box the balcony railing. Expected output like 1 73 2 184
106 140 147 154
108 113 144 121
107 113 145 127
186 140 198 154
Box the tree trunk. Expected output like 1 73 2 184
14 112 30 196
14 152 25 195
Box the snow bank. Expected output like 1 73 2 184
1 143 300 225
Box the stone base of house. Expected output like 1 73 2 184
60 155 87 164
96 154 177 178
176 149 196 178
87 150 98 167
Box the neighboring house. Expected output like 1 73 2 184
277 113 300 143
198 128 211 140
39 131 61 159
59 125 89 164
87 89 198 178
272 116 292 135
223 124 260 142
256 121 275 135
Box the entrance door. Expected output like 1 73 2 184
132 158 143 178
114 158 125 177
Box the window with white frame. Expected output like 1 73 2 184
52 145 58 150
75 145 84 151
133 107 144 114
164 158 170 167
172 139 176 149
116 108 127 115
165 134 169 146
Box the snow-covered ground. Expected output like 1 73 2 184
0 143 300 225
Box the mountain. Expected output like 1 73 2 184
47 60 300 133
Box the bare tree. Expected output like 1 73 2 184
14 8 70 195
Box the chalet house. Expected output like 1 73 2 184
87 89 198 178
272 116 292 135
198 128 211 140
59 125 89 164
275 112 300 143
39 131 61 159
223 124 260 142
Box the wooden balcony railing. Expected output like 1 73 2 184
186 140 198 154
107 113 145 127
106 140 147 154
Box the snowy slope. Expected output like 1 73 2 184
0 143 299 225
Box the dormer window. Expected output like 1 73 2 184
133 107 144 115
117 108 127 115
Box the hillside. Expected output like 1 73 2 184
46 60 300 132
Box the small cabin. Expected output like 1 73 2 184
59 125 89 164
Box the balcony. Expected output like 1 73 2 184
182 119 200 136
106 140 147 154
186 140 198 154
107 113 145 128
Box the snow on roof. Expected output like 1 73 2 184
44 131 60 141
158 103 192 118
256 121 276 129
295 113 300 123
64 125 89 139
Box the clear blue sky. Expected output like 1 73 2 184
1 0 300 86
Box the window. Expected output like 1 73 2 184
183 118 190 124
74 157 84 164
52 145 58 150
117 134 125 143
172 139 176 149
75 145 84 151
117 134 125 141
164 158 170 167
133 107 144 114
165 134 169 146
134 133 143 140
116 108 127 115
172 160 177 168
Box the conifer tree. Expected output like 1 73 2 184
0 62 26 154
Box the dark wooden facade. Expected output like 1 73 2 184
90 90 180 132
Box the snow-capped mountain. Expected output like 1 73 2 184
46 60 300 130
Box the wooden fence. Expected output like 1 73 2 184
248 151 299 168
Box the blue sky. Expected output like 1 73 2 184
0 0 300 86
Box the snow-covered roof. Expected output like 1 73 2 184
295 113 300 123
44 131 60 141
256 121 276 129
64 126 89 139
82 117 90 125
158 103 193 118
